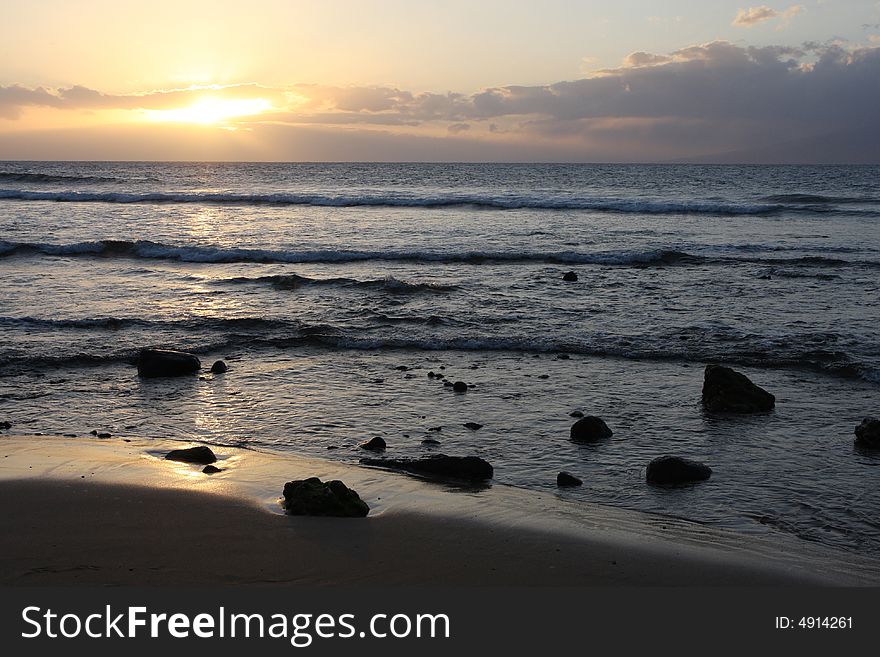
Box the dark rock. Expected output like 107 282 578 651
569 411 584 418
855 417 880 448
360 436 386 451
165 445 217 464
89 430 98 435
570 416 613 443
556 353 570 360
537 374 549 379
394 365 409 371
428 426 442 432
326 445 339 450
443 381 453 387
282 477 369 517
452 381 468 393
210 360 228 374
646 456 712 485
137 349 201 378
372 378 384 384
202 465 222 474
562 271 578 282
557 471 583 487
427 371 436 378
361 454 493 482
0 421 11 430
421 438 441 445
96 432 112 439
463 422 483 430
701 364 775 413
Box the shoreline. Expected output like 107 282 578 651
2 434 880 586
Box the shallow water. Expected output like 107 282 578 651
1 162 879 554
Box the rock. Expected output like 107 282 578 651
557 471 583 487
569 411 584 418
427 371 436 378
210 360 228 374
463 422 483 430
570 416 613 443
0 421 11 430
394 365 409 371
537 374 549 379
701 364 775 413
361 454 493 482
360 436 386 451
443 380 453 387
202 465 222 474
562 271 578 282
96 432 112 439
556 353 570 360
855 417 880 448
137 348 201 378
428 426 442 432
372 378 384 384
452 381 468 393
282 477 369 517
164 445 217 464
646 456 712 485
421 438 441 445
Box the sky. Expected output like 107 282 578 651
1 0 879 162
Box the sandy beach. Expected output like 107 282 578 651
1 434 878 587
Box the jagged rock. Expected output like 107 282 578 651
701 364 775 413
562 271 578 282
164 445 217 464
360 454 493 482
360 436 387 451
463 422 483 430
855 417 880 449
202 465 222 474
282 477 369 517
557 471 583 487
452 381 468 393
137 349 201 378
210 360 228 374
646 456 712 485
570 416 613 443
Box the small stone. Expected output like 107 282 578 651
562 271 578 282
569 411 584 418
570 416 613 443
359 436 387 451
452 381 468 393
137 348 201 378
0 421 11 430
165 445 217 464
855 417 880 449
537 374 549 379
463 422 483 430
556 353 570 360
646 456 712 485
282 478 369 517
428 426 442 432
210 360 228 374
557 471 583 487
421 438 441 445
202 465 222 474
702 364 775 413
96 432 112 439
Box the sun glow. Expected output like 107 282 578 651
143 97 272 124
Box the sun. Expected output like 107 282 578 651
144 97 272 124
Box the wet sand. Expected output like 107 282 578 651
1 435 878 586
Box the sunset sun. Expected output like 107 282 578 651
144 97 272 124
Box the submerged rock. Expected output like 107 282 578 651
96 432 112 439
646 456 712 485
701 364 775 413
210 360 228 374
570 416 613 443
165 445 217 464
137 348 201 378
569 411 584 418
421 438 441 445
452 381 468 393
202 465 223 474
557 471 583 487
562 271 578 282
360 436 387 451
360 454 493 482
282 477 369 517
463 422 483 430
0 421 11 430
855 417 880 449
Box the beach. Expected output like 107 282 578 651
1 434 878 586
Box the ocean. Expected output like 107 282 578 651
1 161 879 554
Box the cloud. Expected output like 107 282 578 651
732 5 804 28
2 39 879 162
